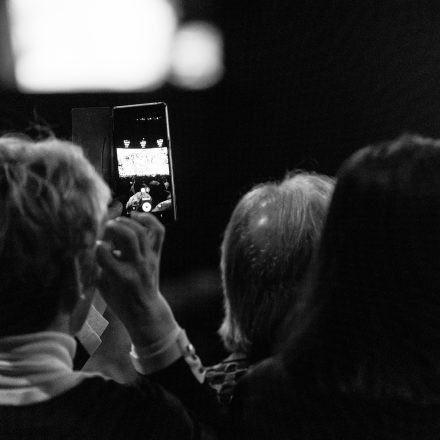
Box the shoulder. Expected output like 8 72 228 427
239 356 290 394
0 375 207 440
230 357 296 440
68 376 205 439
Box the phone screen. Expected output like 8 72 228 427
112 102 176 222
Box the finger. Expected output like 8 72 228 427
133 213 164 255
102 219 142 262
113 216 149 256
95 240 126 278
107 199 123 220
130 212 165 254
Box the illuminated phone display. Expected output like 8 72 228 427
112 102 176 222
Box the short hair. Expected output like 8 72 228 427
283 134 440 400
219 172 335 361
0 136 110 336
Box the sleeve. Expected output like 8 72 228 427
136 377 218 440
104 375 218 440
130 327 205 382
126 314 226 431
145 357 228 432
131 331 228 431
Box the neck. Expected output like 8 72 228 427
0 331 97 405
45 312 73 335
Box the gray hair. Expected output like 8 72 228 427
0 136 110 335
219 172 334 360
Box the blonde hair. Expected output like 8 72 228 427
219 172 334 360
0 136 110 335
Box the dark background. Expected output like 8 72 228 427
3 1 440 363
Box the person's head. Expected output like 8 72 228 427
148 179 167 204
0 136 110 337
284 134 440 399
219 172 335 361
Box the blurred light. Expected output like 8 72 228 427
170 21 224 90
7 0 177 92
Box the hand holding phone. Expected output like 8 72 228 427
96 213 177 347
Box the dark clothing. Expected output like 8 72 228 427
232 357 440 440
151 358 227 433
0 375 215 440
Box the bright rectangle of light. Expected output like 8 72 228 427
7 0 178 92
117 148 170 177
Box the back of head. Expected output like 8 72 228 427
219 172 334 361
148 180 167 202
285 134 440 401
0 136 110 336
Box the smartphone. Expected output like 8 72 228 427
112 102 176 223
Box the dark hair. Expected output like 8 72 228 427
283 134 440 402
219 172 334 361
